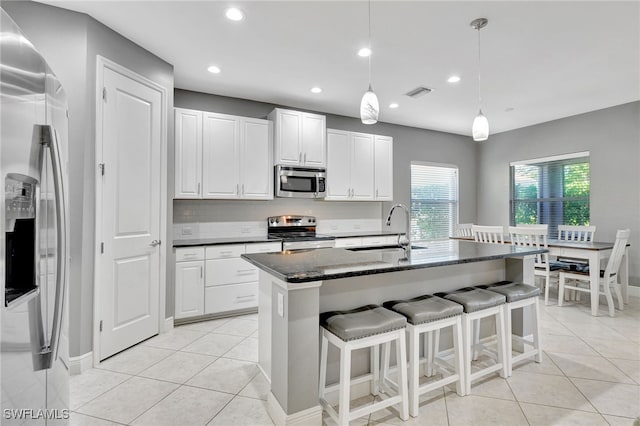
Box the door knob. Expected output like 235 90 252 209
150 239 161 247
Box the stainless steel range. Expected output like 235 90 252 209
267 215 335 250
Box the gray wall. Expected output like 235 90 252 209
4 1 174 357
174 89 478 229
477 101 640 286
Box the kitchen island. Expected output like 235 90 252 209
242 240 546 425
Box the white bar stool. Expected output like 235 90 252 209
384 295 465 417
319 305 409 426
436 287 508 395
476 281 542 376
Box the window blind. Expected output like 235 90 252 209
410 163 458 241
510 154 590 238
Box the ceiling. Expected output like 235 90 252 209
39 1 640 137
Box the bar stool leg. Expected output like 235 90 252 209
496 310 508 379
319 329 329 399
408 327 419 417
472 319 481 361
533 299 542 363
371 344 380 396
503 305 513 376
425 331 433 377
461 314 472 396
396 330 409 421
338 343 352 426
452 316 465 396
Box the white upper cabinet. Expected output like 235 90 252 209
374 135 393 200
174 108 202 198
202 112 241 198
241 118 273 199
270 108 326 167
326 129 392 201
174 108 272 200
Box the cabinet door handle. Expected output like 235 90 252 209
299 152 302 164
236 183 239 195
200 266 203 279
303 152 307 164
197 182 201 195
237 269 256 274
376 188 379 198
219 250 233 256
242 183 244 195
236 294 256 300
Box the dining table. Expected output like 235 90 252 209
451 236 630 316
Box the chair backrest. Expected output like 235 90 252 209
508 226 549 267
557 225 596 242
456 223 474 237
603 229 630 279
516 223 549 233
472 225 505 244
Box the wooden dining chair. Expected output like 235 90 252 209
558 229 630 317
508 226 560 305
456 223 474 237
557 225 596 242
471 225 505 244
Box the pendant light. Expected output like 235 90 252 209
470 18 489 141
360 0 379 124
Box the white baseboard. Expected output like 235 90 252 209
628 286 640 298
68 352 93 375
163 316 174 333
267 392 322 426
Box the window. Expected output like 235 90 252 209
510 152 590 238
410 162 458 241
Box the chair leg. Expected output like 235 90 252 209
613 281 624 311
338 344 351 426
371 344 380 396
408 328 419 417
533 298 542 363
319 330 329 399
381 342 391 392
602 278 615 317
452 317 465 396
558 274 565 307
544 275 551 306
472 319 480 361
396 331 409 421
495 309 508 379
462 315 472 395
426 330 433 377
503 305 513 377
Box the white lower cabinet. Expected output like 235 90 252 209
175 248 205 320
176 242 281 320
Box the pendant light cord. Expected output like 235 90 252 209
368 0 372 88
476 26 482 110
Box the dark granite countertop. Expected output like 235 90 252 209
241 240 548 283
174 236 281 247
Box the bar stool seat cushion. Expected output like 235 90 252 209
476 281 540 303
383 295 463 325
320 305 407 341
435 288 506 313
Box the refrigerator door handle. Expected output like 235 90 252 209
31 125 67 370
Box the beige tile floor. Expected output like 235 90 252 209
70 296 640 425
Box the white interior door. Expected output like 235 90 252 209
98 65 162 360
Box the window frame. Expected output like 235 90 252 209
409 161 460 242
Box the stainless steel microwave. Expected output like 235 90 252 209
275 165 326 198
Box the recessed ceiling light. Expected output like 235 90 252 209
447 75 461 83
310 87 322 94
225 7 244 21
358 47 372 57
207 65 221 74
389 103 399 109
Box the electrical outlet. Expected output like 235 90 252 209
277 293 284 317
181 227 193 236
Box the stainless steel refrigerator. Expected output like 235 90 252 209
1 8 70 425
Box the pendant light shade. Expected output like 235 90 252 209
470 18 489 141
360 84 379 124
472 109 489 141
360 0 379 125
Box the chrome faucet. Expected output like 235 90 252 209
386 203 411 256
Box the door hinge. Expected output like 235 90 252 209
102 87 107 102
98 163 105 176
100 242 104 254
99 320 103 332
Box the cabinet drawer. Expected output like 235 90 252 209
206 244 245 259
175 247 205 262
205 283 258 314
335 237 363 248
245 242 282 254
206 258 257 286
